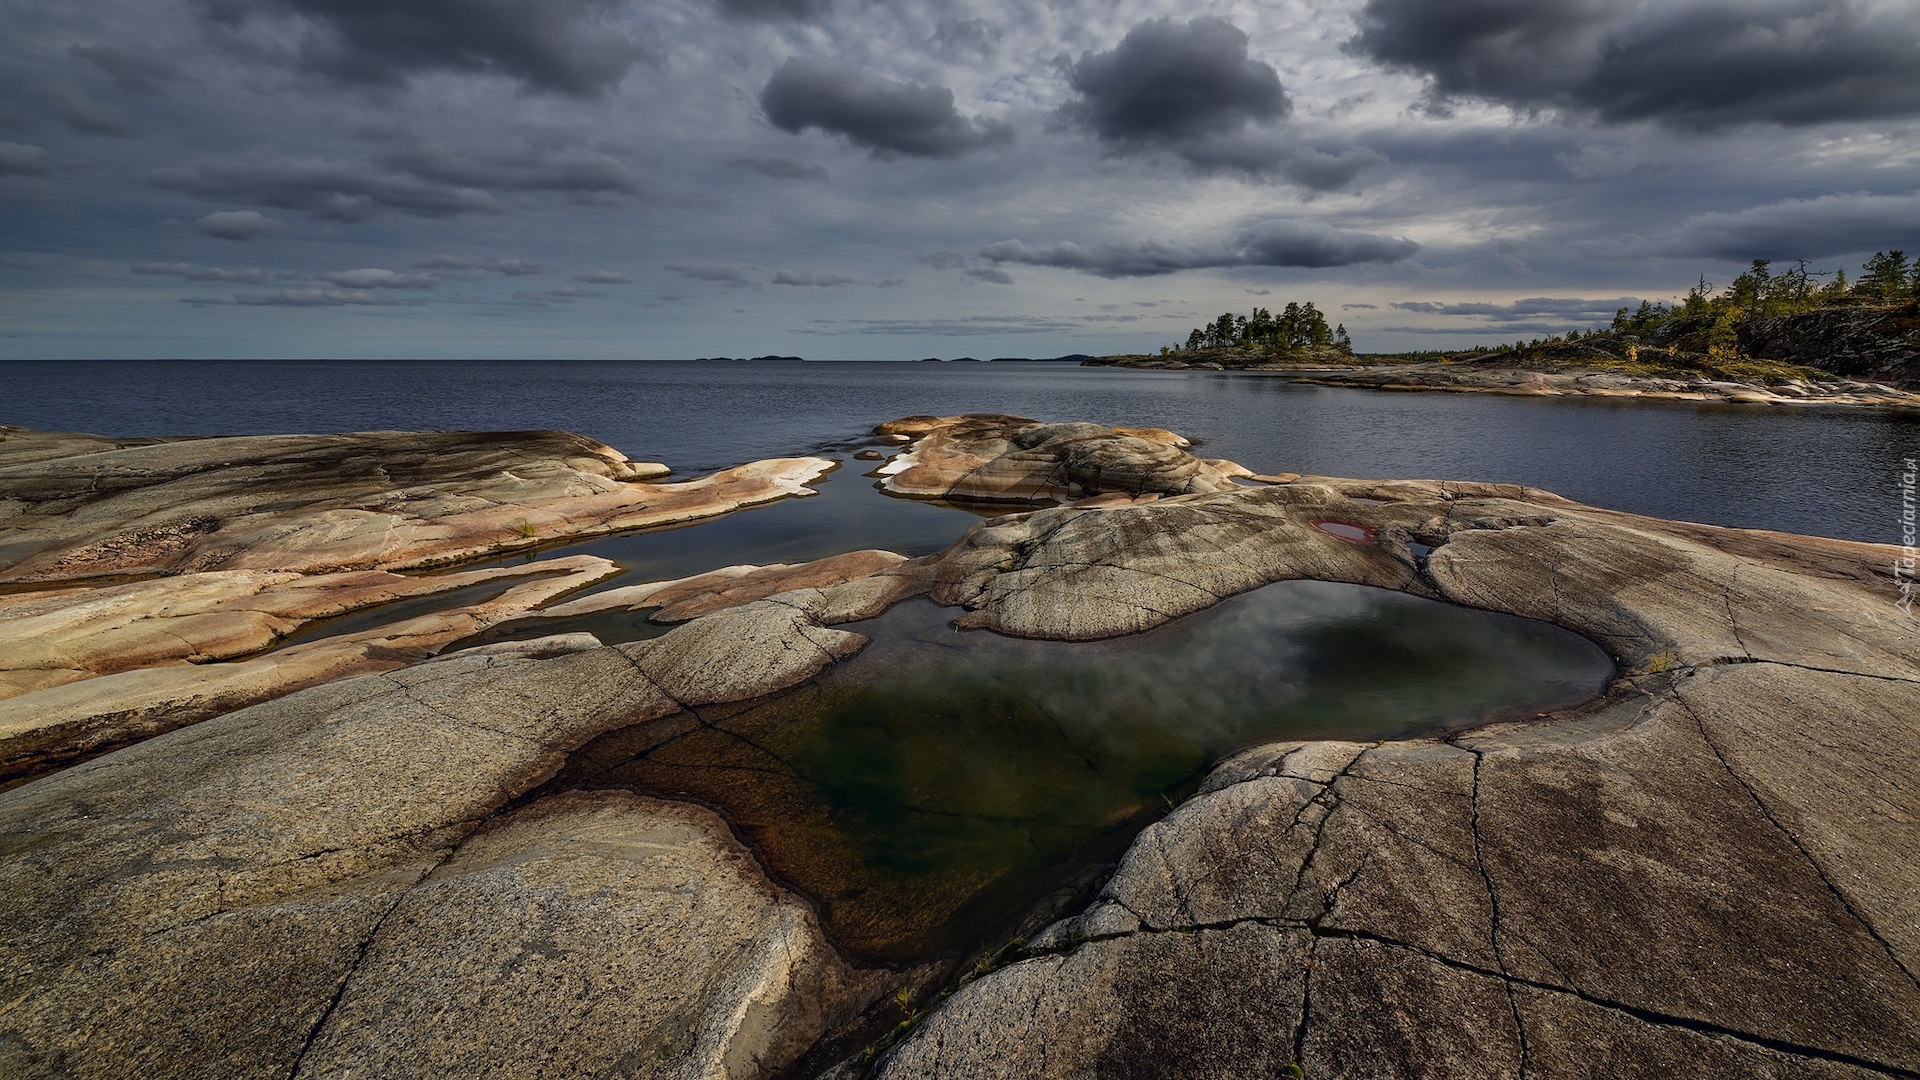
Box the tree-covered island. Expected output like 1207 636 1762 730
1088 250 1920 394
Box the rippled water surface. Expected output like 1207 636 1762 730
534 581 1614 960
5 358 1915 542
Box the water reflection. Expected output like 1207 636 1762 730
534 580 1613 961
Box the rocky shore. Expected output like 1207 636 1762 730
1287 362 1920 408
0 425 831 784
2 416 1915 1078
1084 355 1920 408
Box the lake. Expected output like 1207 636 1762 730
4 358 1916 544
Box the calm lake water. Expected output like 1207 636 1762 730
4 358 1916 544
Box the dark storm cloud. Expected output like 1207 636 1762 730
1059 17 1366 182
194 0 647 97
717 0 830 20
69 46 183 97
573 270 630 284
132 262 269 283
152 157 502 221
978 222 1419 278
0 142 52 176
44 85 131 136
195 210 283 240
1392 296 1643 323
415 254 545 275
1066 18 1288 143
1348 0 1920 128
1632 192 1920 260
761 58 1012 159
728 155 828 181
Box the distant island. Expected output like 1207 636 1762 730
693 354 806 362
1089 250 1920 406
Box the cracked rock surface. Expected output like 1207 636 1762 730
0 603 905 1080
863 420 1920 1078
3 415 1915 1079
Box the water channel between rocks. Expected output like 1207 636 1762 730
527 579 1615 963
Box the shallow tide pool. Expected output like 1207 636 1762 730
531 579 1614 962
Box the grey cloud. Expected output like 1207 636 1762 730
1635 191 1920 261
979 221 1419 278
316 267 439 288
668 264 756 286
416 254 544 275
964 267 1015 284
729 155 828 181
1066 18 1288 143
772 269 860 287
1349 0 1920 128
195 209 283 240
1064 17 1341 179
69 45 182 96
513 284 602 305
1375 321 1614 336
761 57 1011 159
0 141 52 176
152 157 501 221
1168 134 1385 188
378 143 641 200
1391 296 1643 322
196 0 647 98
227 288 408 306
44 84 131 136
573 270 630 283
132 262 268 283
0 100 34 132
929 18 1002 59
805 314 1091 336
718 0 829 20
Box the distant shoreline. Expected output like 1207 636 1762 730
1082 354 1920 409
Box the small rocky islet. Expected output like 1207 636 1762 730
0 415 1915 1078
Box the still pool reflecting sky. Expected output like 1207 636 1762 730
531 581 1614 961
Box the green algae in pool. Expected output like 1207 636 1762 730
534 579 1613 962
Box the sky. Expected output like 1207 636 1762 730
1 0 1917 360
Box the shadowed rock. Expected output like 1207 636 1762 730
0 605 908 1080
3 415 1915 1079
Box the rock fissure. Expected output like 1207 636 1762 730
1459 746 1532 1077
283 847 459 1080
1311 926 1920 1078
1676 695 1920 995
